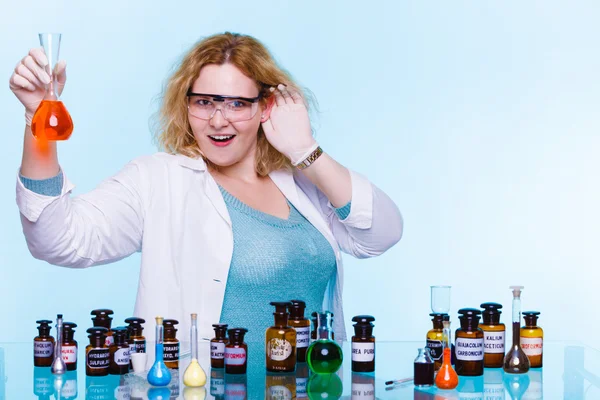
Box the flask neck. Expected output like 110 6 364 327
316 313 334 340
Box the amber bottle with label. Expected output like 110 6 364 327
211 324 229 369
163 319 180 369
225 328 248 374
91 309 114 347
61 322 78 371
34 319 55 367
109 327 130 375
86 327 110 376
426 313 447 371
266 302 297 373
521 311 543 368
125 317 146 356
351 315 375 373
288 300 311 363
455 308 484 376
480 303 505 368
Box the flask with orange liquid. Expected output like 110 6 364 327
435 318 459 390
31 33 73 141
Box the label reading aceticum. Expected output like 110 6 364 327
455 338 484 361
34 341 54 358
294 327 310 349
352 343 375 362
521 337 543 356
483 331 505 354
268 338 293 361
87 348 110 369
426 339 443 360
61 345 77 363
114 348 130 365
225 347 247 366
211 342 226 360
163 342 179 361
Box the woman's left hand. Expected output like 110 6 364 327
261 84 318 165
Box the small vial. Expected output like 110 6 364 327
288 300 311 363
91 309 114 346
61 322 78 371
480 303 506 368
85 327 110 376
225 328 248 374
351 315 375 373
163 319 180 369
34 320 55 367
211 324 228 369
414 348 434 386
521 311 543 368
426 313 447 371
109 327 130 375
455 308 484 376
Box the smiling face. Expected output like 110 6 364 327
188 63 266 169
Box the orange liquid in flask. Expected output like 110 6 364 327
31 100 73 141
435 347 458 390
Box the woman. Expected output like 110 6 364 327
11 32 403 343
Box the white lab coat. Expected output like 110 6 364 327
16 153 402 341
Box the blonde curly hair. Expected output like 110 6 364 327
153 32 314 176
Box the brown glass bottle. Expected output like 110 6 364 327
351 315 375 373
225 328 248 374
125 317 146 358
266 302 296 373
288 300 311 363
211 324 229 369
480 303 505 368
91 309 114 347
109 327 130 375
521 311 543 368
85 327 110 376
426 313 447 371
34 319 55 367
266 372 296 399
163 319 180 369
455 308 484 376
61 322 78 371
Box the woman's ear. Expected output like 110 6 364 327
260 97 275 122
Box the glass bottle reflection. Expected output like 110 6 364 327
351 372 375 400
307 373 343 400
33 366 55 400
483 368 505 400
210 368 225 399
503 373 530 400
224 373 247 400
295 362 309 399
266 371 296 400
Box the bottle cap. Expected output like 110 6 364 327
163 319 179 337
86 327 108 337
480 303 503 314
36 320 53 336
63 322 77 330
112 327 128 345
91 309 114 329
352 315 375 325
288 300 306 319
270 302 291 313
457 308 482 320
125 317 145 336
227 328 248 343
523 311 541 326
212 324 228 339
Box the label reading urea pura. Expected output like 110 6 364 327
294 327 310 349
61 345 77 363
483 331 505 354
34 341 53 357
455 338 484 361
163 342 179 361
211 342 226 359
268 338 293 361
114 348 130 365
352 383 375 399
225 347 247 366
521 337 543 356
426 339 443 360
87 348 110 368
352 343 375 362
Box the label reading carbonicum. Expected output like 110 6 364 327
164 342 179 361
521 337 543 356
352 343 375 362
483 331 505 354
87 348 110 369
211 342 225 359
294 326 310 349
114 348 130 365
61 345 77 363
455 338 484 361
225 347 247 366
268 338 293 361
426 339 443 360
34 341 54 358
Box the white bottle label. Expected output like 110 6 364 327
426 339 443 360
296 377 308 398
211 342 226 359
455 338 484 361
268 338 293 361
352 343 375 362
62 379 77 398
34 341 54 358
114 348 130 365
351 383 375 400
484 384 505 400
225 347 246 366
105 335 114 347
268 386 293 400
114 385 131 400
483 331 505 354
61 345 77 363
294 327 310 349
521 337 543 356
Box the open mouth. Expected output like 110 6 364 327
208 135 236 146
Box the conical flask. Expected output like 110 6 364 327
31 33 73 141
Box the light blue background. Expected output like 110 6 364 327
1 0 598 347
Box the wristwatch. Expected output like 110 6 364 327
295 146 323 170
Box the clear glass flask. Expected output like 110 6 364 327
147 317 171 387
306 311 343 374
431 286 451 314
31 33 73 141
183 314 206 387
503 286 530 374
